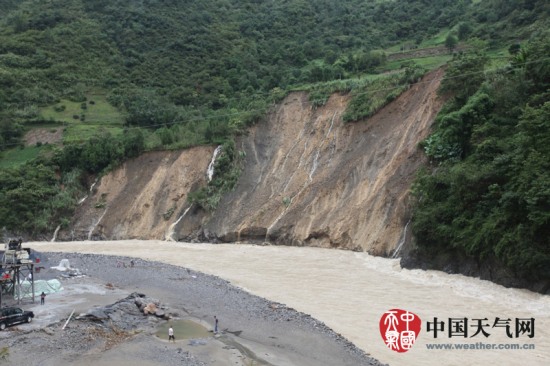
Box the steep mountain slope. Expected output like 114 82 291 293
197 69 444 254
63 69 444 255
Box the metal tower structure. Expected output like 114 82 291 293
0 239 35 308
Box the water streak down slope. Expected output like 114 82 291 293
64 69 443 255
201 69 444 254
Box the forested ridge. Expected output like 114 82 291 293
0 0 548 285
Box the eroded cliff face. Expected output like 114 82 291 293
200 69 444 255
63 69 444 255
59 148 214 241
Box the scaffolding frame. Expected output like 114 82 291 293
0 262 35 308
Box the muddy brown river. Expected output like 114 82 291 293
29 240 549 366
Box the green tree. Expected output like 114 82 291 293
439 51 488 103
457 22 472 41
508 43 521 55
445 34 458 53
0 162 59 233
122 128 145 158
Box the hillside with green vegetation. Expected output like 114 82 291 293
0 0 548 284
0 0 474 152
412 33 550 283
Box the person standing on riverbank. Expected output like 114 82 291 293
168 326 175 342
214 316 219 333
40 292 46 305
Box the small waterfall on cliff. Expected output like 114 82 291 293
207 146 222 181
326 112 337 137
165 206 192 241
309 150 320 180
391 219 411 258
77 179 99 205
87 209 107 240
50 225 61 242
89 179 98 192
279 128 307 192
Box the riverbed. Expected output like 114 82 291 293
28 240 550 366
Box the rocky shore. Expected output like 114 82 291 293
0 252 385 366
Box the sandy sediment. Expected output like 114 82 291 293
0 252 384 366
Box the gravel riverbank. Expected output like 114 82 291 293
1 252 385 366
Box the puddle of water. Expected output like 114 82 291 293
155 319 210 341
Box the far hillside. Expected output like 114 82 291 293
2 0 547 156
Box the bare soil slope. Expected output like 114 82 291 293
60 147 214 241
201 69 444 254
63 69 443 255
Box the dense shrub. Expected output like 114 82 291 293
413 34 550 281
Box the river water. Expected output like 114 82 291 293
29 240 549 366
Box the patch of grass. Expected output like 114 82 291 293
292 73 390 107
41 92 125 126
485 47 510 69
38 91 127 145
382 28 450 55
383 54 452 72
0 145 50 169
411 54 453 68
343 78 405 122
343 66 426 123
419 29 451 48
382 44 405 53
63 125 124 143
1 91 128 166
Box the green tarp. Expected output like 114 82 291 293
13 279 63 299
